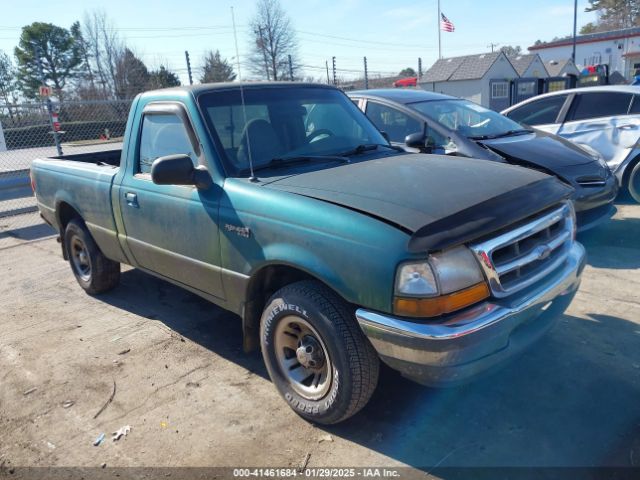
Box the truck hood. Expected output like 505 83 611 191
264 154 573 252
478 129 597 169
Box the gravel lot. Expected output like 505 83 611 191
1 202 639 475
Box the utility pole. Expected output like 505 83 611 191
572 0 578 62
418 57 423 79
363 56 369 90
33 44 62 156
184 50 193 85
325 60 330 84
288 54 294 81
332 56 337 86
488 43 499 53
258 26 271 81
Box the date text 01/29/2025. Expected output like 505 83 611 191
232 468 401 477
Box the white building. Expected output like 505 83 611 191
420 51 519 109
529 27 640 79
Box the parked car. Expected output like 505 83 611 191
502 85 640 203
349 89 618 231
31 83 586 424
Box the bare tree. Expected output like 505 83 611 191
81 10 124 98
0 50 17 120
249 0 299 81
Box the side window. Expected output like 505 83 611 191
630 95 640 114
365 102 422 143
505 95 568 125
138 114 196 174
425 125 451 151
570 92 633 121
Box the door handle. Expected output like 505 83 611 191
617 124 637 130
125 192 139 208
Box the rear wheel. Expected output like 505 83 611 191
64 219 120 294
260 280 379 424
628 160 640 204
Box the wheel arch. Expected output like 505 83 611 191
241 262 352 353
55 200 84 260
621 153 640 192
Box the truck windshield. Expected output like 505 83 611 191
198 87 388 176
410 99 531 140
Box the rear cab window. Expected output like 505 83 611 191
505 94 568 126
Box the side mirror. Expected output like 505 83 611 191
151 154 211 189
405 131 426 150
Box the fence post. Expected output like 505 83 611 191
332 56 337 86
33 45 62 156
288 55 294 81
364 57 369 90
185 50 194 85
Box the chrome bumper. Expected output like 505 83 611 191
356 242 586 386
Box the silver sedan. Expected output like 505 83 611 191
502 85 640 203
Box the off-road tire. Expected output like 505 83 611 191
260 280 379 424
64 218 120 294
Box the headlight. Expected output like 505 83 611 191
394 246 489 318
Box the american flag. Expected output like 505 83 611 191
440 13 455 32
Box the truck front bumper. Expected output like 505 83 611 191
356 242 586 386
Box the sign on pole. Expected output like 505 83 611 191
0 119 6 152
39 85 52 97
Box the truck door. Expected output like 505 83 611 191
118 102 224 300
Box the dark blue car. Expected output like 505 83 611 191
348 89 618 232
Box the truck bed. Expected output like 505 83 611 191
48 149 121 167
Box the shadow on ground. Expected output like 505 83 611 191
578 212 640 269
0 222 55 241
99 269 268 380
96 269 640 470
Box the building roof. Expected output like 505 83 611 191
422 52 505 83
545 59 575 77
529 26 640 51
348 88 454 104
508 54 543 76
422 56 467 82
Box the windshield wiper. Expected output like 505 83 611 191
239 154 350 175
338 143 399 156
469 129 533 140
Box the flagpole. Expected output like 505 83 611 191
438 0 442 59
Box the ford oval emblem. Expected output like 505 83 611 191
534 245 552 261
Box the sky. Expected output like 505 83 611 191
0 0 598 84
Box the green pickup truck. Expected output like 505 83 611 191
31 83 586 424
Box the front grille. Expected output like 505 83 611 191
470 203 574 298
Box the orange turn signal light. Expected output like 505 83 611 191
394 282 490 318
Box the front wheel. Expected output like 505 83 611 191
628 160 640 204
260 281 379 424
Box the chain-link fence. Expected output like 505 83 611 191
0 99 131 234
